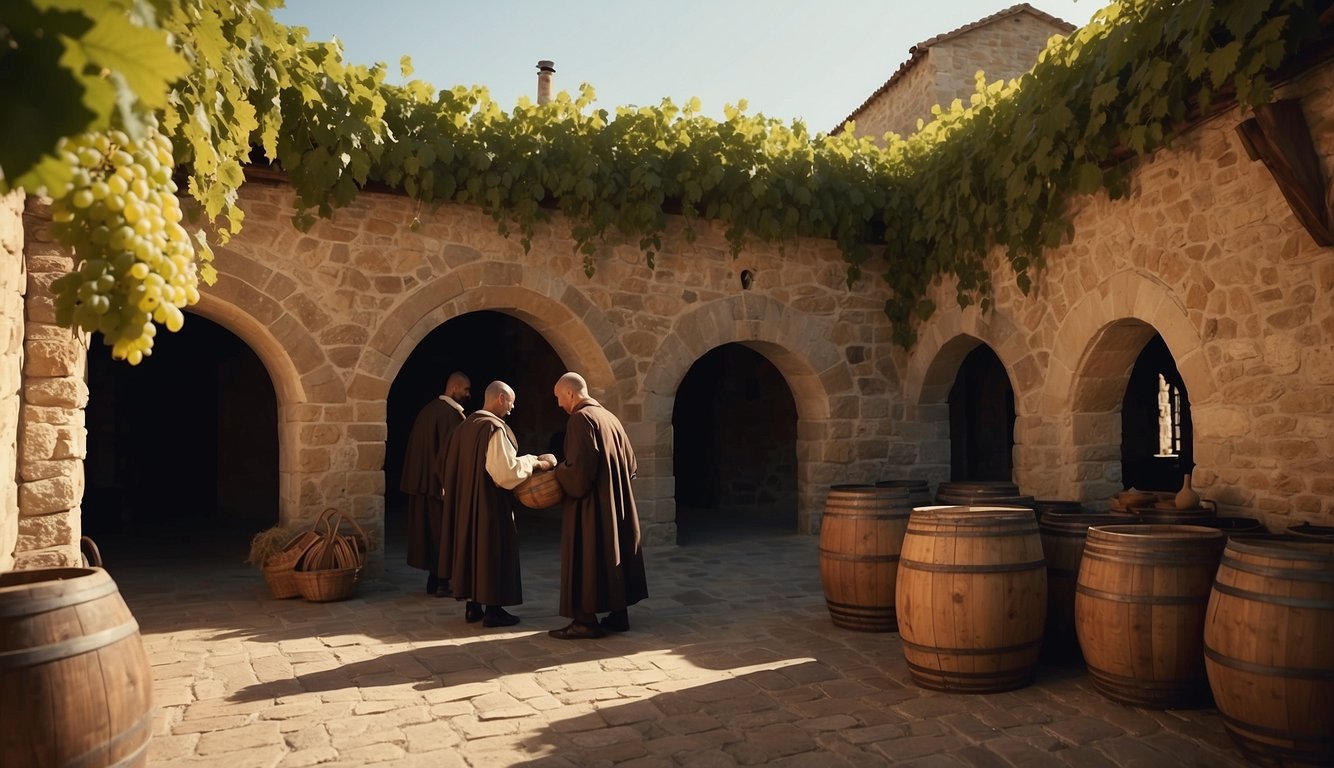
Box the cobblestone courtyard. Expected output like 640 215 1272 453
110 517 1251 767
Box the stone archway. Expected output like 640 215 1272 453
1043 270 1215 505
83 312 280 561
642 294 843 541
363 260 618 407
901 304 1029 490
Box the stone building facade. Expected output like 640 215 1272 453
2 19 1332 572
837 4 1074 140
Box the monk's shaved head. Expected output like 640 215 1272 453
445 371 471 400
485 381 516 417
556 372 588 397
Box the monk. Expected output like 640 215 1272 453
442 381 555 627
400 371 470 596
548 372 649 639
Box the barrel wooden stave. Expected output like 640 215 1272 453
818 485 911 632
1075 524 1225 708
1037 512 1125 665
0 567 153 767
896 505 1047 693
1204 539 1334 767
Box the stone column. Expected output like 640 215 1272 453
0 192 27 571
15 197 87 568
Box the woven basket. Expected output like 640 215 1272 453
262 523 326 599
293 567 361 602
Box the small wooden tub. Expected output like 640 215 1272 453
818 484 912 632
1075 524 1225 708
896 505 1047 692
1204 538 1334 767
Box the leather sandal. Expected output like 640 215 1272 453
548 621 606 640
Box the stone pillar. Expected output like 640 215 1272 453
15 197 87 568
0 192 26 571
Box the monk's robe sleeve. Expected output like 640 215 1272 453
484 429 538 490
555 413 597 498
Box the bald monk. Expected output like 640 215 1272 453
548 372 649 639
442 381 555 627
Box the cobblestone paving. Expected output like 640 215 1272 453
109 521 1252 767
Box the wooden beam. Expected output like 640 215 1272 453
1236 98 1332 247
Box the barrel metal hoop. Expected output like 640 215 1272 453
1210 580 1334 610
0 576 118 618
1219 555 1334 584
818 549 901 563
62 708 153 768
901 637 1041 655
1075 584 1206 605
900 559 1045 574
0 619 140 670
1204 645 1334 680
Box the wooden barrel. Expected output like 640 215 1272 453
1075 525 1226 708
0 567 153 767
1204 538 1334 767
513 469 564 509
874 478 932 510
818 485 912 632
1287 522 1334 541
935 481 1033 510
896 505 1047 692
1202 516 1266 536
1037 511 1126 665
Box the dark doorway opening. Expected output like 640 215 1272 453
672 344 797 544
1121 333 1192 492
385 310 567 552
948 345 1015 482
84 313 278 562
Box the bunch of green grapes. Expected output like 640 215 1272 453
49 126 204 365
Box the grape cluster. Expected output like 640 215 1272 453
49 127 203 365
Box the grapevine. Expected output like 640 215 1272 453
48 126 212 365
2 0 1327 354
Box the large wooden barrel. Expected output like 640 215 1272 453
935 481 1034 509
1204 538 1334 767
0 567 153 767
896 505 1047 692
818 485 912 632
1075 525 1226 708
1037 511 1126 665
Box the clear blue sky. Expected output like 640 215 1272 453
272 1 1102 134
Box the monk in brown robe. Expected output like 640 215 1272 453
549 372 649 639
442 381 555 627
400 371 470 596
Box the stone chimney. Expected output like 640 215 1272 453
536 60 555 105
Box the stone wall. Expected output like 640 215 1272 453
7 56 1334 571
0 192 25 571
848 11 1069 141
904 61 1334 527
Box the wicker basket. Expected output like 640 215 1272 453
291 509 369 602
293 567 361 602
262 527 324 599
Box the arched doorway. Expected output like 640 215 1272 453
1121 333 1192 492
83 313 279 559
385 310 567 549
948 345 1015 481
672 343 798 543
